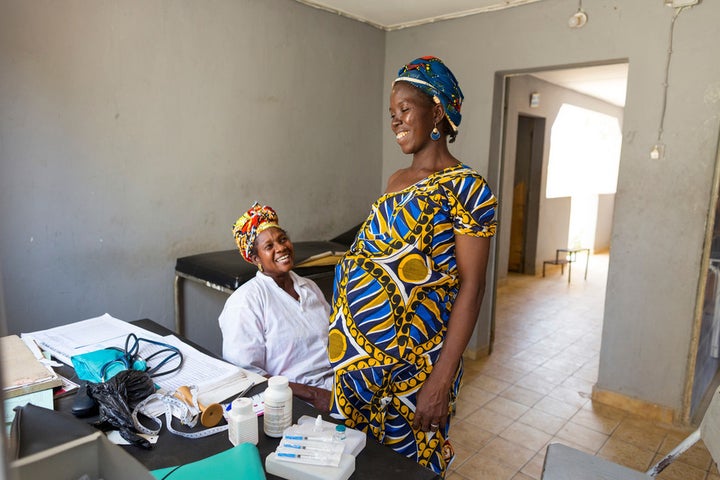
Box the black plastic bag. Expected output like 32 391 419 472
87 369 156 449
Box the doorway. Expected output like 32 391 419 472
508 115 545 275
486 61 627 370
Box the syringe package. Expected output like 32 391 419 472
266 417 357 480
275 424 344 467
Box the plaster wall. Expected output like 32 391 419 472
384 0 720 413
0 0 384 349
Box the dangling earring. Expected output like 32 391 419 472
257 263 264 273
431 124 441 141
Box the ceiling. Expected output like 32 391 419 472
294 0 547 31
531 64 628 107
293 0 628 107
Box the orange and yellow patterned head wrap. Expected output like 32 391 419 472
232 202 280 263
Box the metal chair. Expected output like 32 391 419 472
541 386 720 479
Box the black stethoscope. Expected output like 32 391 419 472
100 333 184 381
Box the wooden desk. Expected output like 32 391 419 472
52 320 439 480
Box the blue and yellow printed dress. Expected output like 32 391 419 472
328 163 497 476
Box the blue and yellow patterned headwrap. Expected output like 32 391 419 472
394 56 464 132
232 202 280 263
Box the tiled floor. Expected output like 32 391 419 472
447 253 719 480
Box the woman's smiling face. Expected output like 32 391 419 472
251 227 295 277
389 81 438 155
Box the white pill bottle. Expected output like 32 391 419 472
263 375 293 438
228 397 258 446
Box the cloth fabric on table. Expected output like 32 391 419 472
328 163 496 475
219 270 333 389
151 442 265 480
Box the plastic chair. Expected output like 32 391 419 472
541 386 720 479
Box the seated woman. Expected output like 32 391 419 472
218 202 332 412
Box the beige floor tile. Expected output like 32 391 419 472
547 384 592 409
612 417 670 452
478 437 536 471
511 473 535 480
501 357 542 376
653 458 708 480
573 363 599 383
466 373 513 395
449 442 476 471
449 419 496 452
500 421 553 453
532 366 572 386
656 431 712 471
540 357 583 376
533 395 582 420
547 436 596 455
453 400 482 422
464 407 515 434
555 420 610 452
485 395 531 420
514 372 557 396
455 452 517 480
569 405 623 435
500 385 545 408
517 408 567 436
598 436 656 471
520 452 546 479
455 384 496 420
559 374 595 393
579 399 628 421
563 342 601 359
478 363 528 384
445 471 470 480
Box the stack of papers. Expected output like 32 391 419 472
23 313 266 406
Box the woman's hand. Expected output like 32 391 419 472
289 382 331 413
413 373 451 432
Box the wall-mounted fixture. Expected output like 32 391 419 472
568 0 587 28
530 92 540 108
650 143 665 161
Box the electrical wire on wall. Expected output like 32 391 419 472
650 5 695 160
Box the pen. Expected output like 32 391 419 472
226 382 256 412
237 381 254 398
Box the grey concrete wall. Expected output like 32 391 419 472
0 0 384 349
384 1 720 413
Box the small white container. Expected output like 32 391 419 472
228 397 258 446
263 375 292 438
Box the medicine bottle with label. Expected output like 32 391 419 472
228 397 258 446
263 375 292 438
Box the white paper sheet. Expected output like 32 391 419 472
23 313 266 406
